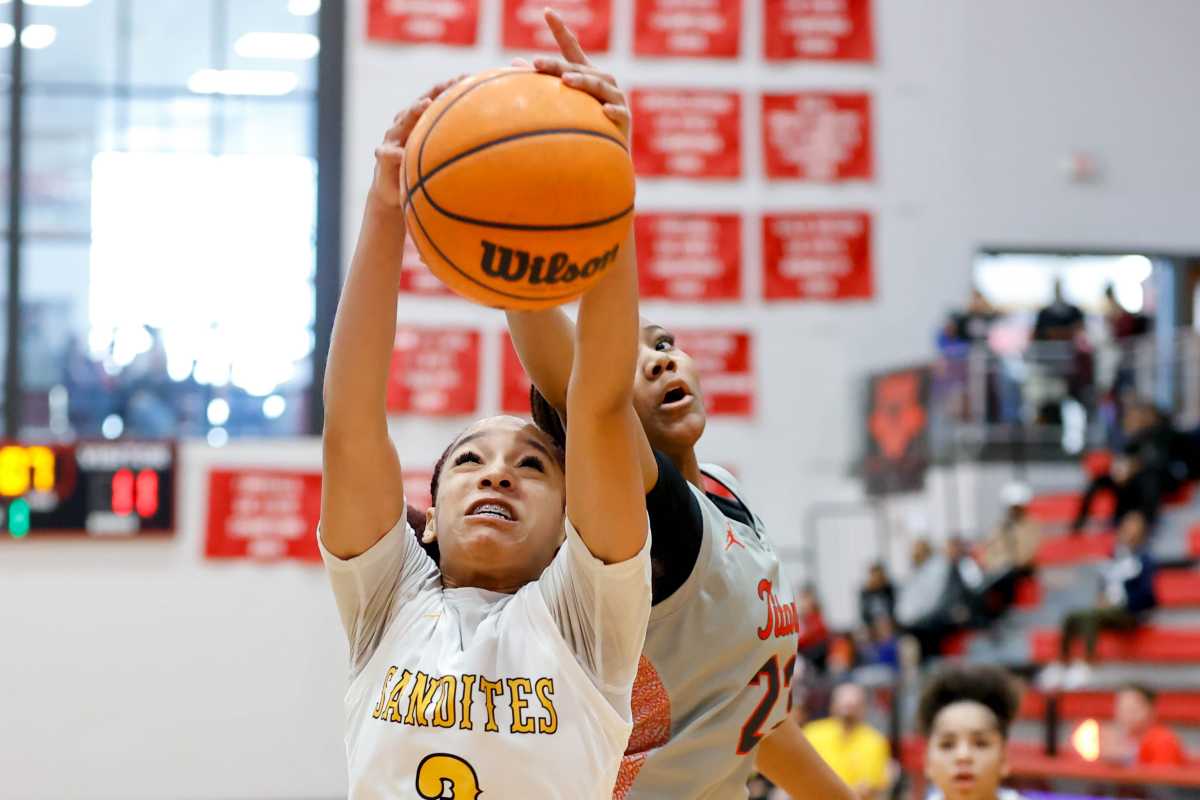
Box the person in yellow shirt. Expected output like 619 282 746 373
804 682 892 799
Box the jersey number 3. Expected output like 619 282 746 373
415 753 481 800
736 654 797 755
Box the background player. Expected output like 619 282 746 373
918 664 1025 800
507 14 853 798
319 68 651 797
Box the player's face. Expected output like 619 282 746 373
430 417 566 590
925 701 1008 800
632 322 706 456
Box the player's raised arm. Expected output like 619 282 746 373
507 8 658 495
320 80 457 560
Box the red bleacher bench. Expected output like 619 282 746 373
1028 492 1115 525
1021 690 1200 724
1189 523 1200 558
1156 569 1200 607
1035 532 1116 567
1031 627 1200 663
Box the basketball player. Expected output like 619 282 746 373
320 74 651 798
506 13 853 798
919 664 1026 800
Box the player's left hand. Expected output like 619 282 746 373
514 8 631 140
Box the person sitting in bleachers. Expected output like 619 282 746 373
859 561 896 631
895 539 953 660
980 483 1042 575
1041 511 1159 689
1071 399 1174 532
1100 684 1188 767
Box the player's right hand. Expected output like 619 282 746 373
372 77 462 209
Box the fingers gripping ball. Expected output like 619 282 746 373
402 68 635 310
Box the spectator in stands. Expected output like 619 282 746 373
859 561 896 630
1102 283 1151 342
896 539 953 659
803 682 891 800
919 664 1024 800
860 615 900 672
1028 279 1093 426
1072 400 1172 532
980 482 1041 576
1100 684 1187 767
1042 511 1159 690
797 584 831 671
1033 279 1085 343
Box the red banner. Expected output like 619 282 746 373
633 0 740 58
205 469 323 562
399 236 454 297
764 0 874 61
631 89 741 178
387 327 480 415
673 329 754 416
763 211 872 301
636 213 741 301
366 0 479 46
500 332 533 415
403 468 434 513
762 91 872 181
502 0 611 52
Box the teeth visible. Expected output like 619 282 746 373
474 503 512 520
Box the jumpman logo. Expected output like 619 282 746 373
724 524 745 551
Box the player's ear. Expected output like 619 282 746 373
423 507 438 543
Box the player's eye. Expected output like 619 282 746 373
453 451 482 466
518 455 545 472
654 334 675 352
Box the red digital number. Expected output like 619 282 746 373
136 469 159 518
112 468 134 516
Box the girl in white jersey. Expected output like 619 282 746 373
320 69 651 799
506 14 854 799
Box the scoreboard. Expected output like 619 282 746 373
1 441 175 538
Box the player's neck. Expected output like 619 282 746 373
670 448 704 490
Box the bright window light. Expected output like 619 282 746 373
0 25 13 48
288 0 320 16
0 0 92 6
262 394 287 419
20 24 56 49
207 398 231 427
235 32 319 60
188 69 298 97
90 153 317 398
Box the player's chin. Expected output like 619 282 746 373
653 407 706 449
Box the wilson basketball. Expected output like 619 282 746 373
402 68 636 310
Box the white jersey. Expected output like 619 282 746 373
320 509 652 800
616 465 799 799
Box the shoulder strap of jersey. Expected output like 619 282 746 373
698 463 751 512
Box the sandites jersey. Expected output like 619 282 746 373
319 508 652 800
615 464 800 800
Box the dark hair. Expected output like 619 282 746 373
529 385 567 450
417 415 567 562
1119 682 1156 704
918 664 1020 738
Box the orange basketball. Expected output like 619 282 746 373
402 68 636 310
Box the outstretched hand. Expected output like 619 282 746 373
372 76 464 208
514 8 631 140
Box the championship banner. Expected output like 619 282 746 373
672 329 754 416
204 469 322 561
762 211 872 301
366 0 479 46
762 91 873 181
387 326 480 415
764 0 874 61
862 367 930 495
633 0 741 58
499 332 533 415
631 89 741 178
399 236 454 297
502 0 611 52
636 212 741 301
